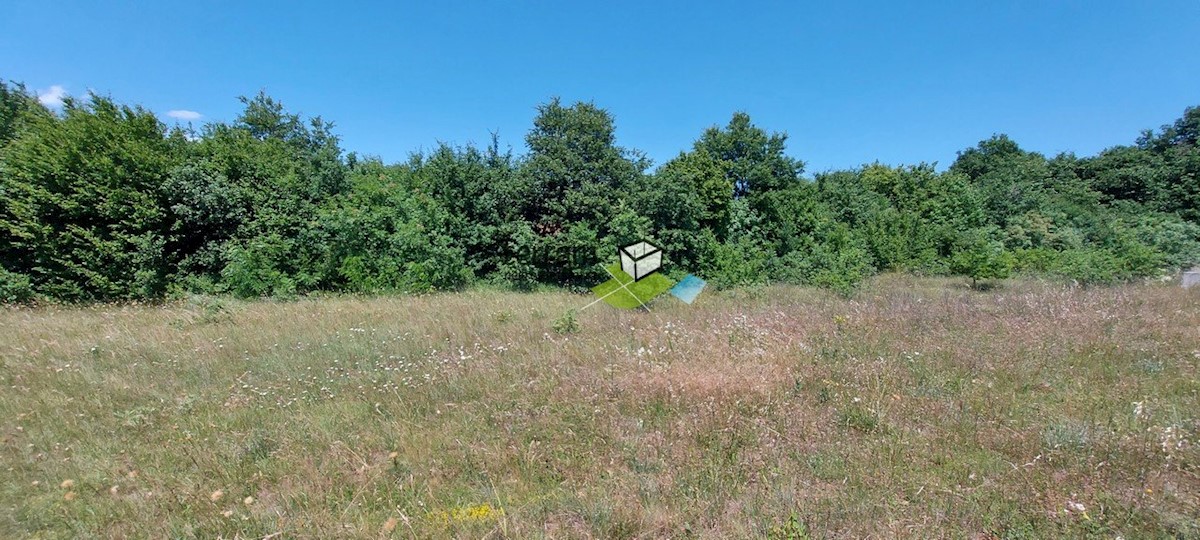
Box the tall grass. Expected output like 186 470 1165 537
1 276 1197 538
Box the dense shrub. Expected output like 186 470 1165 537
1 78 1198 302
952 229 1015 287
221 235 299 298
0 266 35 304
1052 249 1124 286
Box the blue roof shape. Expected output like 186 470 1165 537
669 274 706 304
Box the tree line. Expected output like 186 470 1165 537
1 79 1198 303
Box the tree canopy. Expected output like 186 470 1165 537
1 79 1198 302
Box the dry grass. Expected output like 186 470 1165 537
1 275 1198 538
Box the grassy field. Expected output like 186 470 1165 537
1 275 1197 538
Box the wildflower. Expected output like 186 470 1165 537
110 485 119 495
63 491 77 501
383 516 399 533
388 451 399 460
430 503 504 524
210 489 225 502
243 496 254 505
1156 425 1189 457
222 510 234 518
60 479 74 489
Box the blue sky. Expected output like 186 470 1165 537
2 1 1198 174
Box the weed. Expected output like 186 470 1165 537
192 294 231 322
1135 358 1164 375
115 406 158 428
768 513 811 540
816 383 833 404
838 404 882 433
239 431 278 463
552 309 580 334
1042 420 1093 451
805 453 847 481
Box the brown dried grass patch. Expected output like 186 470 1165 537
618 358 790 401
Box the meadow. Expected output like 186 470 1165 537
1 275 1197 538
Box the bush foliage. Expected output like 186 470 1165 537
2 79 1198 301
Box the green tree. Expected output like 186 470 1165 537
1080 145 1164 203
178 92 348 295
0 80 43 146
951 135 1052 227
309 163 471 294
0 93 185 300
1136 106 1200 222
519 98 647 285
638 149 730 270
410 137 523 278
1 79 1198 303
952 229 1015 288
161 161 248 284
693 112 803 199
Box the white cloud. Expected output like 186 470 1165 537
37 85 68 108
167 109 203 121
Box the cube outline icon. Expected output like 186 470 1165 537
620 241 662 281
